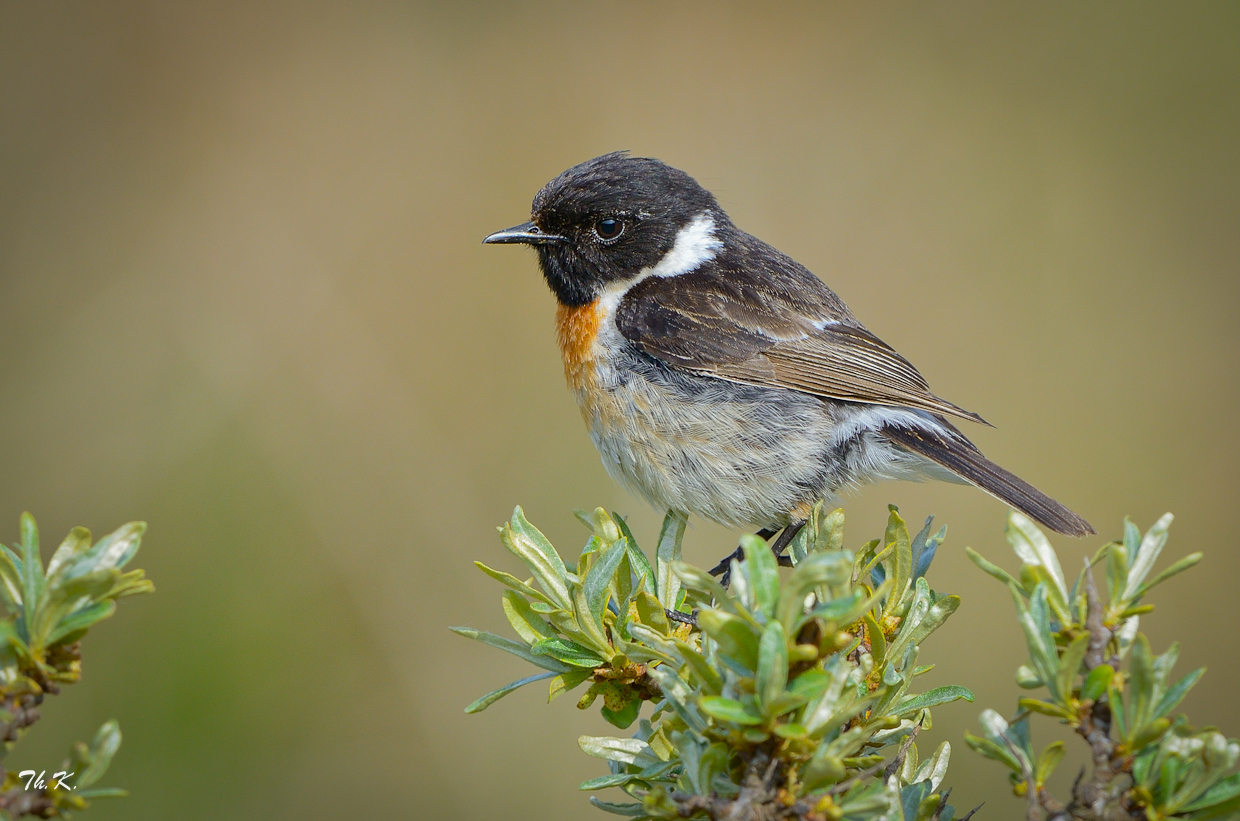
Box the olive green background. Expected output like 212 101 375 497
1 2 1237 818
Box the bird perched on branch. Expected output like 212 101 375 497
485 152 1093 565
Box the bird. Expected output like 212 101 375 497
484 152 1094 567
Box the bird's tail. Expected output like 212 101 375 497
883 421 1095 537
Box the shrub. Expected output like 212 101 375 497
456 504 1234 821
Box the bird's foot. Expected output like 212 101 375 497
708 523 805 588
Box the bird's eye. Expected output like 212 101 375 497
593 218 624 242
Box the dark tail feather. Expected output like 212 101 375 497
883 423 1096 537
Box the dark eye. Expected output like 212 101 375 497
594 218 624 241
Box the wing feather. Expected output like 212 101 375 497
615 249 987 425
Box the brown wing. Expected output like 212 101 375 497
614 248 987 425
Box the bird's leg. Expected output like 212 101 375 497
709 526 782 588
770 520 807 567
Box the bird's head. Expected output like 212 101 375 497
484 152 724 306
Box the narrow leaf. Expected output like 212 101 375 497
1035 742 1065 787
584 539 629 631
1007 512 1068 606
465 671 558 713
741 534 779 618
756 620 788 714
656 510 687 607
699 696 764 726
1055 633 1091 707
531 637 607 668
449 627 575 673
1125 513 1174 599
893 685 974 717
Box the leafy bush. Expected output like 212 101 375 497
456 504 976 820
967 513 1238 820
459 503 1236 820
0 513 153 819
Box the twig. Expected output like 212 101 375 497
884 718 923 780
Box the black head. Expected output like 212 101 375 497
484 153 724 306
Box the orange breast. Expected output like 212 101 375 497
555 300 601 391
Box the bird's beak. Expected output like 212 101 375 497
483 221 567 246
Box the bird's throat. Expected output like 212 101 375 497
555 300 601 392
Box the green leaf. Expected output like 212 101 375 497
1152 667 1205 722
47 600 116 646
862 613 886 670
886 577 933 665
588 798 648 816
901 592 960 649
579 772 654 791
778 551 853 633
624 623 678 665
46 527 92 580
1130 717 1170 751
1129 633 1155 729
656 510 687 607
699 696 764 726
578 735 661 767
1035 742 1065 788
672 562 752 621
818 508 846 553
633 591 670 636
1136 552 1202 598
741 534 779 619
1011 583 1060 700
964 732 1024 775
601 698 642 729
1082 665 1114 702
645 665 708 733
449 627 575 673
774 722 808 739
549 669 594 701
1006 512 1069 608
1055 633 1091 707
696 607 759 671
74 720 122 789
1124 513 1174 600
892 685 974 717
1019 698 1075 720
756 620 789 714
573 580 614 655
532 637 608 668
613 514 657 594
501 509 572 611
1107 541 1129 609
670 638 723 695
69 521 145 577
1016 665 1044 689
501 590 556 644
584 538 629 631
885 507 913 607
913 741 952 792
465 671 558 713
1181 773 1240 813
18 512 44 627
473 562 553 605
965 547 1022 591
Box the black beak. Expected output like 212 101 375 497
483 221 567 246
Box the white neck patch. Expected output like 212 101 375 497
596 212 722 319
647 213 721 278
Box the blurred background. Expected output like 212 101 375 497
1 2 1238 818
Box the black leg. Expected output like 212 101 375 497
708 525 807 588
770 520 807 567
708 527 776 581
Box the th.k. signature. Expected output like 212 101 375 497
18 770 75 791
